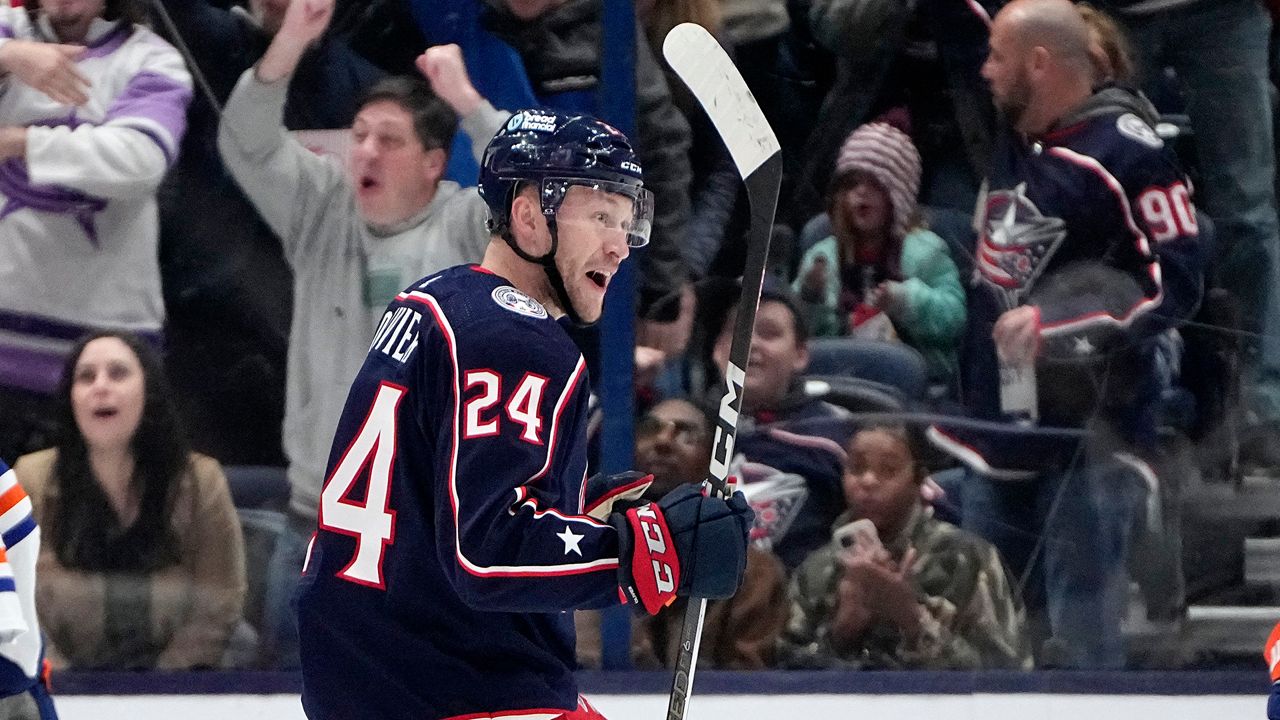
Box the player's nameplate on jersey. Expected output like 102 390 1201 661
999 360 1038 424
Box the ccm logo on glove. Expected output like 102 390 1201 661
636 505 677 595
623 503 681 613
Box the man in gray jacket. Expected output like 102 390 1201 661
218 0 507 667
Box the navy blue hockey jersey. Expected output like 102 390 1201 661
938 87 1203 471
296 265 623 720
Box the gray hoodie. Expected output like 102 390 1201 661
218 69 507 519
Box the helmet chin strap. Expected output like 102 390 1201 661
501 217 594 327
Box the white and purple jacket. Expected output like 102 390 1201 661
0 8 192 394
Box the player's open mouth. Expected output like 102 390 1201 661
587 271 609 289
359 176 379 191
92 407 118 419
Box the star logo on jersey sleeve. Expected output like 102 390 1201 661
557 526 584 556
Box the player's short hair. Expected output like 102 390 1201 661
1013 0 1095 76
356 76 459 153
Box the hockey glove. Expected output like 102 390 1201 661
583 471 654 521
609 484 754 615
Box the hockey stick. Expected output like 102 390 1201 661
661 23 782 720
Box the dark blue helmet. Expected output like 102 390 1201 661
479 109 652 247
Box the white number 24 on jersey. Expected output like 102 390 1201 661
462 370 549 444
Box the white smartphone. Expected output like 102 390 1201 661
832 518 881 554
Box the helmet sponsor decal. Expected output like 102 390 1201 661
507 111 558 134
492 285 549 319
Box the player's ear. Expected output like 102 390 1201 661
510 186 551 256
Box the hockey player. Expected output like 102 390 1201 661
0 460 55 719
295 110 753 720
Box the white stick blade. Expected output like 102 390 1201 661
662 23 780 177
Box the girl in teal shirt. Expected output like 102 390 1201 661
794 120 966 385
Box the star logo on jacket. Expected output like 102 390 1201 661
557 526 584 556
977 183 1067 301
1072 336 1095 356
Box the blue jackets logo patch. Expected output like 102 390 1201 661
492 286 548 319
978 183 1067 303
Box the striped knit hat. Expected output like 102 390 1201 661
833 121 922 241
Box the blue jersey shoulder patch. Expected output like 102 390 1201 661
491 285 548 319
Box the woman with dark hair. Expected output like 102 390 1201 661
14 331 244 670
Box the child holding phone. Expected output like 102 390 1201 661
777 425 1033 669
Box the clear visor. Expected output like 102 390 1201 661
541 178 654 248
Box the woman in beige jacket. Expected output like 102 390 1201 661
15 331 244 670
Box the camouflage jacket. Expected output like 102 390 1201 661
776 506 1033 670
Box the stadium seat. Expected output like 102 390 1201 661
797 212 831 256
223 465 290 510
231 506 289 668
805 337 929 401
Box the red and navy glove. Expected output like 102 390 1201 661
609 484 753 615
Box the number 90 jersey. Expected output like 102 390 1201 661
961 90 1202 421
296 265 623 720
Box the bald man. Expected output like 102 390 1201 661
930 0 1202 669
983 0 1095 138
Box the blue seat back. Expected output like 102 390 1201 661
805 337 928 401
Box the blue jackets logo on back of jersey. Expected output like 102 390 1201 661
492 285 548 319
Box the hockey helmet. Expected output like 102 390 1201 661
479 109 653 247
